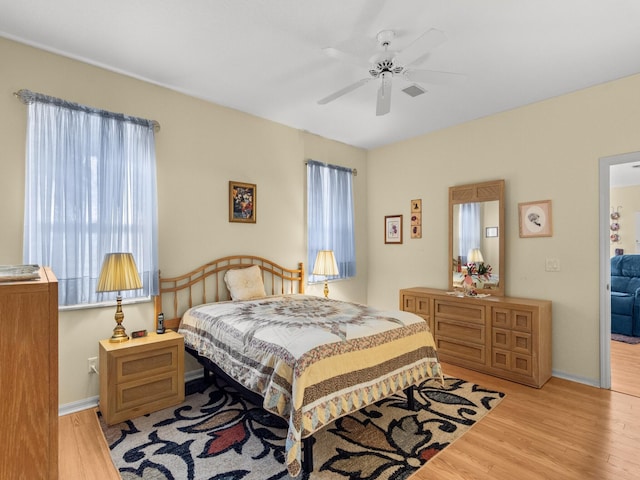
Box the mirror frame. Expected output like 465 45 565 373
449 179 505 297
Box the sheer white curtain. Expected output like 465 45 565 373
459 202 480 262
307 160 356 282
22 91 159 306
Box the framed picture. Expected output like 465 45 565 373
485 226 498 238
410 199 422 239
229 181 256 223
518 200 552 238
384 215 403 244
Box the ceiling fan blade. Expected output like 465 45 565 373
403 68 466 85
317 78 372 105
396 28 447 67
376 73 392 116
322 47 372 70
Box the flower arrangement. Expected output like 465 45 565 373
467 262 492 280
462 262 492 296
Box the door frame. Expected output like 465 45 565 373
599 151 640 388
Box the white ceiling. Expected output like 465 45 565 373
2 0 640 150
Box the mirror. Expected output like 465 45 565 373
449 180 505 296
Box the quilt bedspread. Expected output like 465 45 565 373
178 294 443 477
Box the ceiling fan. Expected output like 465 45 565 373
318 28 463 116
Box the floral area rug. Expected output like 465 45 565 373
612 333 640 344
100 376 504 480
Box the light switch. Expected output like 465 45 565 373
545 258 560 272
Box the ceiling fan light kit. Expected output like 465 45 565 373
318 28 462 116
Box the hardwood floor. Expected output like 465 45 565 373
59 408 120 480
59 344 640 480
611 337 640 397
412 355 640 480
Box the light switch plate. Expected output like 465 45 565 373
545 258 560 272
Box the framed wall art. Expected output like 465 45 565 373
229 181 256 223
485 226 498 238
384 215 403 244
518 200 552 238
410 199 422 239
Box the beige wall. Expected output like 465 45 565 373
367 73 640 384
0 37 367 405
610 185 640 256
4 34 640 403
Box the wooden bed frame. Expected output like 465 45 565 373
152 254 415 474
153 255 304 331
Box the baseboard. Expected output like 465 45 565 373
58 369 205 416
551 369 600 388
59 395 99 416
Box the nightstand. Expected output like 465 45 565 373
99 331 185 425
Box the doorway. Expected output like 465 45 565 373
600 151 640 396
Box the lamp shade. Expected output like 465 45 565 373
96 253 143 293
467 248 484 264
312 250 339 277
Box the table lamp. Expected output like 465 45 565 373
467 248 484 264
313 250 339 298
96 252 143 343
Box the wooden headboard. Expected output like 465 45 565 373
153 255 305 331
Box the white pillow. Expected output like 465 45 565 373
224 265 266 301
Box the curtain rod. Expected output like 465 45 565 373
13 89 160 132
305 159 357 176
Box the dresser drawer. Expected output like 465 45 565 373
436 337 486 364
492 308 511 328
402 294 416 312
492 328 532 354
512 331 532 354
434 300 484 324
512 310 533 332
492 307 533 332
436 318 485 344
492 328 510 349
492 349 532 376
116 344 179 384
117 371 181 412
402 295 430 316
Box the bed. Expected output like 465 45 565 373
153 255 443 477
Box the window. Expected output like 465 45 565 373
21 90 158 307
307 160 356 282
458 202 480 263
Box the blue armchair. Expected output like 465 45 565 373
611 255 640 336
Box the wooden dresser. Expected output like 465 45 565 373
400 287 552 388
0 267 58 479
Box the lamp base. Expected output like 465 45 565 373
323 281 329 298
109 294 129 343
109 324 129 343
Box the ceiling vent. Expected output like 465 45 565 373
402 84 426 97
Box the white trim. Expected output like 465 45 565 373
598 151 640 389
58 369 204 416
59 295 151 312
59 396 99 416
551 370 600 388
